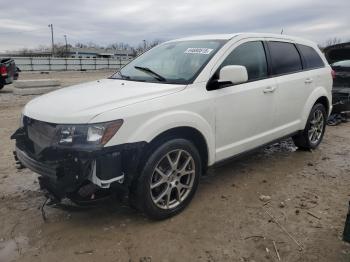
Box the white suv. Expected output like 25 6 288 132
12 33 332 219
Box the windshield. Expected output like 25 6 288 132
332 60 350 68
110 40 226 84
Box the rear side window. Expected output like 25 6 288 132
297 44 324 69
220 41 268 81
268 41 302 75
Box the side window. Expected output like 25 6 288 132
297 44 324 69
220 41 268 81
268 41 302 75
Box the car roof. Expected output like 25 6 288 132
169 34 238 41
167 33 316 46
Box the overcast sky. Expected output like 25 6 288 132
0 0 349 51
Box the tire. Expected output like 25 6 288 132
132 138 201 220
0 79 4 90
292 103 327 150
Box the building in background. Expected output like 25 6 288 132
0 47 136 61
68 48 135 60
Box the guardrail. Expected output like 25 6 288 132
3 57 132 71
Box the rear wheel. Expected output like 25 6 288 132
292 103 327 150
0 79 4 90
132 138 201 219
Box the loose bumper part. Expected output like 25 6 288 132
11 124 146 202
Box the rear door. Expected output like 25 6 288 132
266 41 310 136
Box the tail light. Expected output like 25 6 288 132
0 65 7 77
331 69 336 79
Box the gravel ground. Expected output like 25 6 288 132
0 71 350 262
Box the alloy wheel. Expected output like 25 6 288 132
308 109 324 144
150 149 195 209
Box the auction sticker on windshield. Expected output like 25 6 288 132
184 48 214 54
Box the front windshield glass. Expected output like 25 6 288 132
110 40 226 84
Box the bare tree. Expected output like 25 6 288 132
9 39 163 57
130 47 138 57
86 42 100 49
149 39 162 48
135 39 163 55
36 45 50 51
16 48 33 56
50 43 72 57
324 37 343 48
107 42 131 50
75 42 87 48
74 42 100 49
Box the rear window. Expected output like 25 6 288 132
268 41 302 75
297 44 324 69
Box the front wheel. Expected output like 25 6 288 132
132 138 201 220
293 103 327 150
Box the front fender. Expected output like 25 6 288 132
300 86 331 129
127 110 215 165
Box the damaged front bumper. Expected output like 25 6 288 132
11 126 146 203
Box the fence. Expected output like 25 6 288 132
6 57 131 71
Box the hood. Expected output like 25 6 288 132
24 79 186 124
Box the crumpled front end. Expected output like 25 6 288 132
11 116 146 203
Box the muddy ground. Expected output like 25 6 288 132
0 70 350 262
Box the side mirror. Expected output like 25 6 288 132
218 65 248 85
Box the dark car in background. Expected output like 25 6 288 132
0 58 19 89
324 42 350 114
324 42 350 242
330 60 350 113
332 60 350 87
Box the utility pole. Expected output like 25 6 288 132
143 39 146 51
48 24 54 57
64 35 68 57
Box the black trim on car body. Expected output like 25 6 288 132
211 131 299 168
206 39 326 91
262 41 274 77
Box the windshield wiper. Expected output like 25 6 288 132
134 66 166 82
117 71 130 79
109 71 130 80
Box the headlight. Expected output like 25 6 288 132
87 125 104 143
60 126 75 144
58 120 123 146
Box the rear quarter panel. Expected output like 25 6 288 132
300 66 332 128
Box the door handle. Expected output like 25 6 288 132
305 78 313 84
263 86 276 93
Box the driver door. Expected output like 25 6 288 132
212 40 278 161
